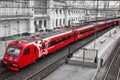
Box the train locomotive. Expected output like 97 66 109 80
2 20 119 71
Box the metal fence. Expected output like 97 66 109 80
73 48 98 67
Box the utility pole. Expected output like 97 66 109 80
4 26 7 48
118 1 120 14
94 0 99 50
17 21 21 38
64 1 68 28
82 0 87 23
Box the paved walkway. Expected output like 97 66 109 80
43 64 96 80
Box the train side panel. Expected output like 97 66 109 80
47 31 75 54
19 44 36 69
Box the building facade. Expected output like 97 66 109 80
0 0 33 37
33 0 83 31
33 0 49 31
0 0 84 37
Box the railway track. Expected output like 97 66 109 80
0 69 15 80
102 42 120 80
0 62 6 74
117 68 120 80
26 54 66 80
0 26 118 80
94 37 120 80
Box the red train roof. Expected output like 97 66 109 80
43 30 74 41
8 36 42 47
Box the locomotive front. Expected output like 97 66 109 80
2 39 43 71
2 41 25 71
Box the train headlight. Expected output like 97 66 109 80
5 56 7 59
12 64 18 67
14 58 18 62
3 61 7 64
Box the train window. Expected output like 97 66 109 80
85 29 88 32
34 46 37 53
42 43 46 49
92 28 95 30
48 41 55 47
48 35 73 47
79 31 83 35
89 28 92 31
86 29 89 32
63 36 68 40
7 46 21 56
80 31 84 34
48 42 50 47
24 48 30 55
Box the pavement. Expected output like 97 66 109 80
43 64 96 80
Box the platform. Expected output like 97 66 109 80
43 64 96 80
68 27 120 68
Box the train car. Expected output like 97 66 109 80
2 20 119 71
96 22 107 31
44 30 75 54
107 20 118 27
75 25 95 40
2 38 41 71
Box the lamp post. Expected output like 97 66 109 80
63 1 68 28
17 21 21 37
4 26 7 48
94 0 99 50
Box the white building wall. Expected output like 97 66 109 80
19 20 29 34
0 0 33 37
29 18 35 33
50 9 66 29
47 5 54 30
0 21 8 37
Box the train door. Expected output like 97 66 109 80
41 41 48 56
74 29 78 41
20 45 35 67
34 40 48 57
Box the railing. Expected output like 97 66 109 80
0 14 33 18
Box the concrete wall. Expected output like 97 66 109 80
0 19 29 37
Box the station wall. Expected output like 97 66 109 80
0 19 29 37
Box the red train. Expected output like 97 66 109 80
2 20 119 71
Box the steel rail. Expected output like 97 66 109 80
103 46 120 80
117 68 120 80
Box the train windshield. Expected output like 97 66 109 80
7 46 21 56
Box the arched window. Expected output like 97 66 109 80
60 9 62 14
56 10 58 14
